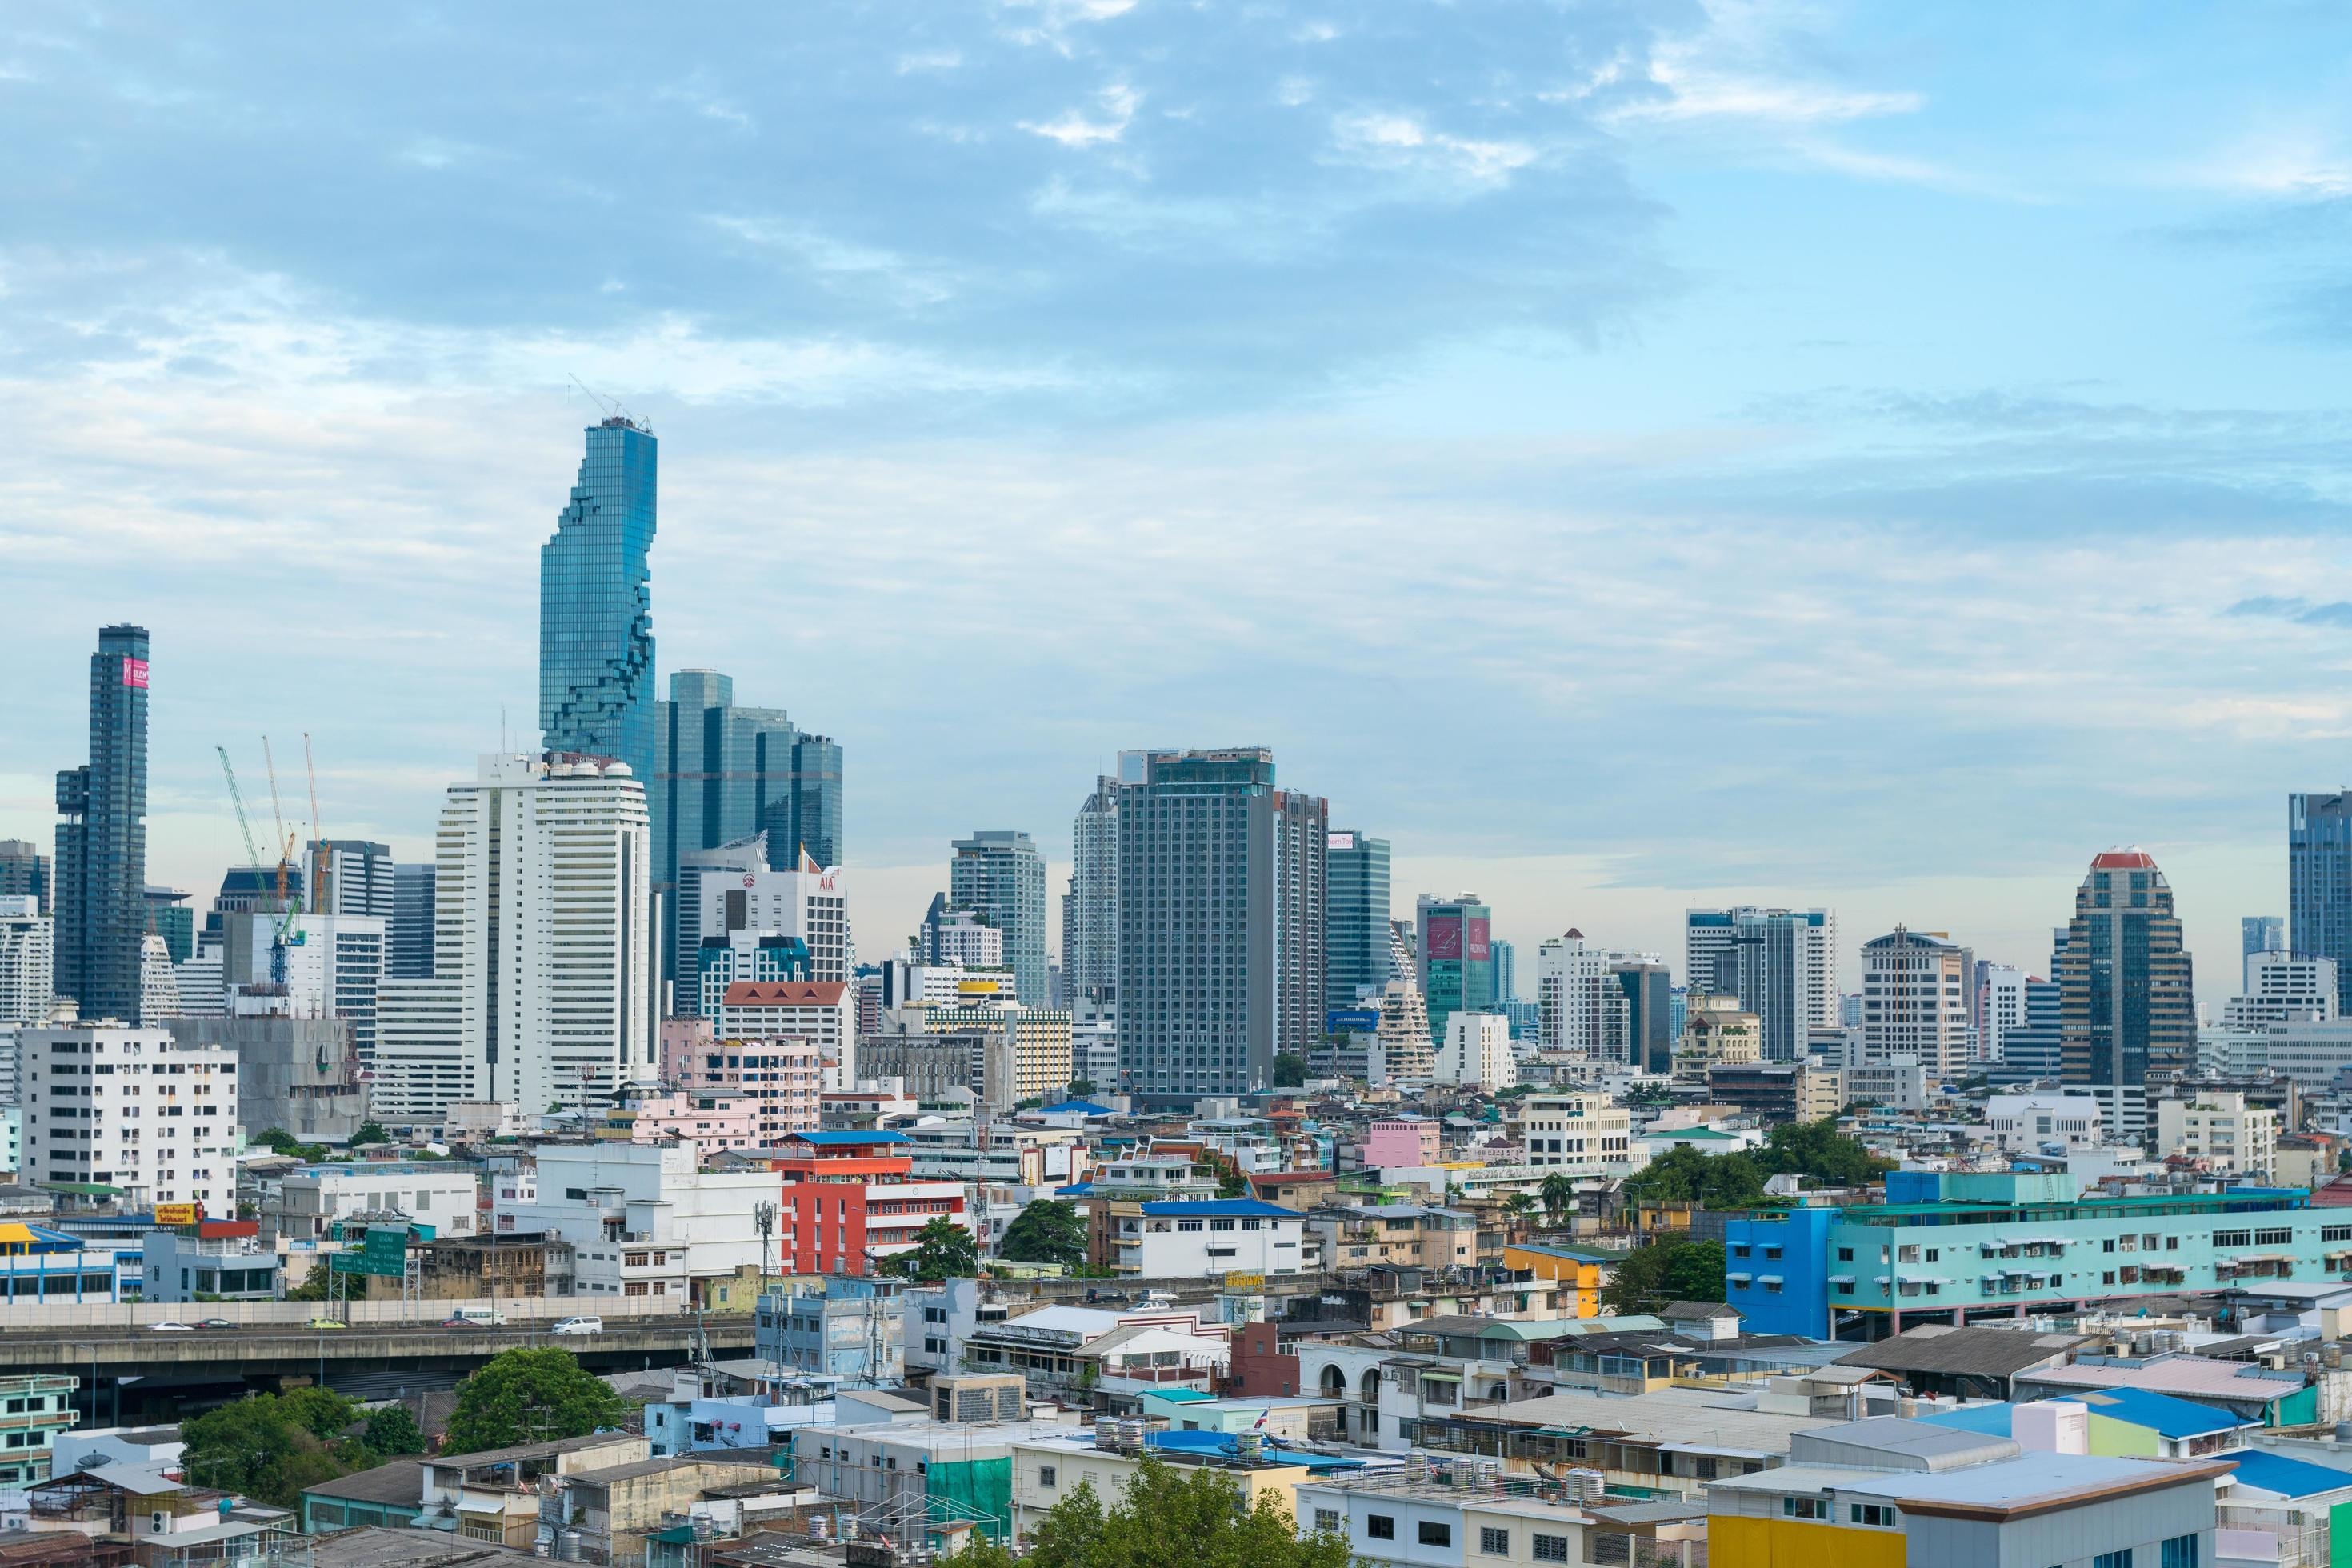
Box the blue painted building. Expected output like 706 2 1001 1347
1726 1171 2334 1339
756 1274 905 1382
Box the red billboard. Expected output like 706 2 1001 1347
1426 915 1462 961
121 657 149 689
1466 917 1490 962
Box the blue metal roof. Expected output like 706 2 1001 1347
1054 1182 1094 1196
1037 1100 1116 1115
784 1130 911 1146
2221 1449 2352 1499
1915 1402 2017 1437
2054 1387 2252 1440
1138 1199 1306 1218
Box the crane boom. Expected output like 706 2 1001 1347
217 746 266 874
304 733 325 916
262 735 288 906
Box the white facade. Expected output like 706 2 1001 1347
1684 907 1839 1032
1111 1201 1307 1277
696 860 849 982
716 981 857 1090
20 1024 237 1214
1534 930 1608 1056
2155 1091 2278 1180
1506 1092 1634 1168
268 1162 481 1242
1859 928 1971 1082
0 898 53 1027
2199 1018 2352 1087
218 910 386 1061
1435 1012 1517 1090
374 754 658 1122
2222 950 2338 1027
1985 1092 2104 1154
929 909 1004 969
494 1141 775 1298
1978 963 2028 1064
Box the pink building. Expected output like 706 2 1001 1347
626 1091 759 1158
1362 1116 1442 1168
718 981 855 1090
659 1017 713 1086
675 1035 822 1146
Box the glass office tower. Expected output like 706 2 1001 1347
951 830 1050 1004
541 417 657 782
54 624 150 1022
1325 830 1391 1010
2291 791 2352 1014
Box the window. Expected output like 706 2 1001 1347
1366 1516 1395 1540
2256 1228 2294 1246
2213 1230 2252 1249
1418 1522 1451 1547
1850 1504 1894 1526
2160 1534 2198 1568
2323 1226 2352 1244
1533 1534 1571 1562
1782 1498 1828 1520
1481 1526 1510 1555
2093 1551 2135 1568
1038 1466 1057 1488
1835 1246 1853 1262
1314 1510 1340 1534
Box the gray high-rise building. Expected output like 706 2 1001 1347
540 416 657 782
2060 847 2194 1139
1118 747 1308 1105
652 670 845 993
1065 776 1119 1010
310 840 395 918
1683 906 1837 1062
951 830 1048 1005
54 625 149 1023
1271 790 1329 1061
0 842 48 915
390 862 436 980
1610 958 1673 1074
2243 914 2286 958
1325 830 1391 1010
2291 792 2352 1015
1492 939 1518 1006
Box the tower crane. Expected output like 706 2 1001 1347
218 746 298 988
304 734 325 916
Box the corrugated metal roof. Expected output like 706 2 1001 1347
2221 1450 2352 1499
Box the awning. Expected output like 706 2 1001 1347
1756 1275 1783 1285
1727 1272 1753 1283
1419 1371 1463 1383
1827 1274 1857 1284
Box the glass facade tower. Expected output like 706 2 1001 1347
540 417 657 782
54 624 150 1022
1415 893 1496 1046
951 830 1049 1004
2291 792 2352 1014
2060 847 2194 1139
1325 830 1391 1010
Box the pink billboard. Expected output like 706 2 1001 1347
1426 915 1462 961
1466 916 1490 962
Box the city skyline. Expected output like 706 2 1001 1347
6 4 2350 1000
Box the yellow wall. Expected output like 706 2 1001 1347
1502 1246 1602 1318
1709 1517 1906 1568
2084 1412 2159 1458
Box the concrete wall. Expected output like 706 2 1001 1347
0 1291 706 1329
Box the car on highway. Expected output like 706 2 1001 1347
146 1321 195 1333
549 1315 603 1337
197 1318 236 1330
306 1318 347 1330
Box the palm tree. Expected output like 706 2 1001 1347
1502 1192 1538 1242
1539 1173 1577 1227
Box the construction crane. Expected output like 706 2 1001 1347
217 746 296 988
262 735 290 910
304 734 325 916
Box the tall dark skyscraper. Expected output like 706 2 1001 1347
1325 830 1392 1010
54 624 150 1022
541 416 657 782
2059 847 2194 1140
2290 791 2352 1014
390 862 437 980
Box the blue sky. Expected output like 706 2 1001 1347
6 1 2352 994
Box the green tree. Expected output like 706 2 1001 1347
251 1126 330 1162
892 1216 979 1282
1270 1052 1307 1088
283 1265 336 1302
363 1403 425 1457
181 1391 368 1506
443 1348 626 1455
1754 1118 1893 1189
1021 1460 1357 1568
1066 1079 1095 1097
1599 1237 1726 1316
1620 1144 1767 1210
1538 1172 1578 1223
350 1120 390 1146
998 1200 1088 1268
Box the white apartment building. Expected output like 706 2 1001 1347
1985 1092 2104 1154
0 898 52 1026
20 1024 236 1214
718 980 856 1091
1505 1092 1634 1169
374 754 658 1123
1859 926 1971 1082
2222 950 2338 1027
1534 930 1608 1056
2156 1091 2278 1181
265 1162 481 1242
1108 1198 1307 1277
494 1141 776 1299
928 909 1004 970
2200 1018 2352 1087
698 858 850 982
1435 1012 1517 1090
1977 963 2028 1064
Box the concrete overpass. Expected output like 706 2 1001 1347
9 1315 758 1424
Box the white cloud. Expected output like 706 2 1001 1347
1330 110 1538 188
1020 82 1139 148
897 49 964 74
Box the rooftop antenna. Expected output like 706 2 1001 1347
567 373 645 433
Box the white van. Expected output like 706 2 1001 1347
442 1306 508 1327
550 1315 604 1336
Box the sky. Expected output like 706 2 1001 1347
6 1 2352 1000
